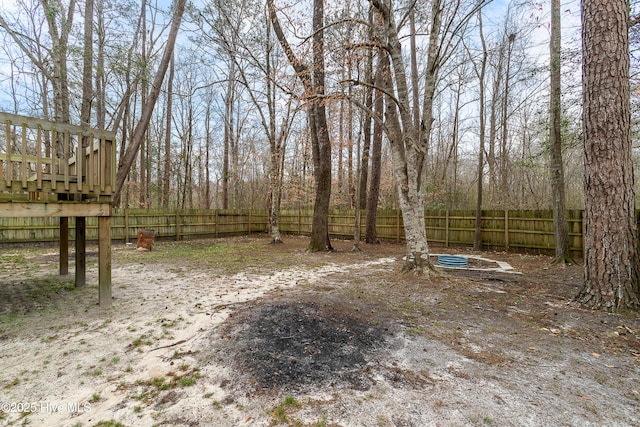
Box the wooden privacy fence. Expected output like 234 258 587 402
0 208 586 254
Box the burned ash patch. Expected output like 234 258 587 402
214 298 388 391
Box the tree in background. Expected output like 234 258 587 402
472 10 487 251
367 0 487 271
548 0 573 265
114 0 187 206
579 0 640 310
268 0 333 251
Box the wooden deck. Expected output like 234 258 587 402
0 112 114 306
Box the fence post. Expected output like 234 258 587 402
248 210 252 233
504 210 510 251
298 209 302 236
215 210 219 238
124 208 129 244
396 209 401 243
582 209 586 259
445 210 450 247
175 210 180 241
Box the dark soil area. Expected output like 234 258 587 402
216 298 387 391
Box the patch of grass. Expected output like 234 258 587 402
92 421 126 427
86 368 102 377
159 319 177 328
5 377 20 388
178 376 197 387
131 334 152 348
269 396 302 425
89 393 101 403
125 368 202 405
271 405 288 424
283 396 301 407
115 238 288 274
0 312 21 325
0 254 28 271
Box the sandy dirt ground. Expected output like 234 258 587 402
1 235 640 427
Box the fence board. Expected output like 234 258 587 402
0 208 594 255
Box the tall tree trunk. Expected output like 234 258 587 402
500 35 514 200
95 0 105 129
222 61 236 209
410 10 420 129
365 56 386 244
139 0 147 207
204 91 212 210
309 0 332 251
162 55 174 209
487 42 503 205
347 78 354 208
578 0 640 310
338 96 344 206
266 16 285 244
41 0 75 124
81 0 93 128
353 122 362 251
549 0 573 265
113 0 187 206
358 8 374 210
370 0 474 272
267 0 332 251
474 11 487 251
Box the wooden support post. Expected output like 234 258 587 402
396 209 401 243
98 216 112 306
75 216 86 287
60 217 69 275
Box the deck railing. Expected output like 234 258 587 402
0 112 116 197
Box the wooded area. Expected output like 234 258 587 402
1 0 640 308
0 0 592 214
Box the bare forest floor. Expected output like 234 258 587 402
1 235 640 427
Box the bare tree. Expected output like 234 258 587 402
162 55 174 209
365 55 387 244
547 0 573 265
114 0 187 206
268 0 333 251
368 0 487 271
473 11 487 251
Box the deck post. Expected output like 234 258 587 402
75 216 86 287
98 215 112 306
60 217 69 275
